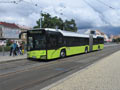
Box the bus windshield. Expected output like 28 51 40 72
28 34 46 51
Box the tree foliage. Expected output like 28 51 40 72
34 13 77 32
112 38 120 43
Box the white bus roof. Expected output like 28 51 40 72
32 28 103 38
44 28 90 38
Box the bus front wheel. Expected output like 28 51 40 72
60 50 66 58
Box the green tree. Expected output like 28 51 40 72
116 38 120 43
34 13 78 32
64 19 77 32
112 38 120 43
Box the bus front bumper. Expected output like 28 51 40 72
27 50 47 60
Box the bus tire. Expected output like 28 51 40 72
85 47 88 54
60 49 66 58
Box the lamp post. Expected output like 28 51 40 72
39 11 42 28
58 7 66 30
39 12 44 29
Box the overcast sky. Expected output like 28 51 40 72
0 0 120 35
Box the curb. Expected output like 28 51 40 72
0 58 27 64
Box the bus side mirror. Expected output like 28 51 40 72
19 32 27 39
19 33 22 39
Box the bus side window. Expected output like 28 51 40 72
58 36 63 47
47 34 57 49
63 38 67 46
47 35 51 49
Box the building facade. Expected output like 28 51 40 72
95 30 111 42
0 22 21 40
85 29 110 42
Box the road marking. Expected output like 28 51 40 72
55 68 65 71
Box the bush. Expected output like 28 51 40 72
0 46 11 52
112 38 120 43
6 39 13 46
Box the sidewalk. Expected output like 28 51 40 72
43 50 120 90
0 54 27 63
0 52 9 56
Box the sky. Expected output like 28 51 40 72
0 0 120 35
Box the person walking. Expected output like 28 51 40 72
13 41 17 56
20 43 24 55
10 42 14 56
17 42 22 55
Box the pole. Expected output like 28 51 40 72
40 12 42 29
2 45 5 56
56 26 58 31
40 18 41 28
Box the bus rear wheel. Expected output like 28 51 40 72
60 50 66 58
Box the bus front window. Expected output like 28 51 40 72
28 37 33 51
28 34 46 50
34 35 46 49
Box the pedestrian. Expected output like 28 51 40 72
20 43 24 55
10 42 14 56
13 41 17 56
17 42 22 55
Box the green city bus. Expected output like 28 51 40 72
24 28 104 60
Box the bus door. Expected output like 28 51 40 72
89 34 93 52
46 31 63 50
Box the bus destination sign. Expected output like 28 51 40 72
29 30 43 34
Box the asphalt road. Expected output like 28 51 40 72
0 45 120 90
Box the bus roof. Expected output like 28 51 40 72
31 28 104 38
44 28 90 38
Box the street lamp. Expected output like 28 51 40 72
39 11 44 29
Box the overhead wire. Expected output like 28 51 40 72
84 0 110 25
97 0 120 18
97 0 115 9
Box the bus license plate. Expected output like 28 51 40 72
32 56 36 58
